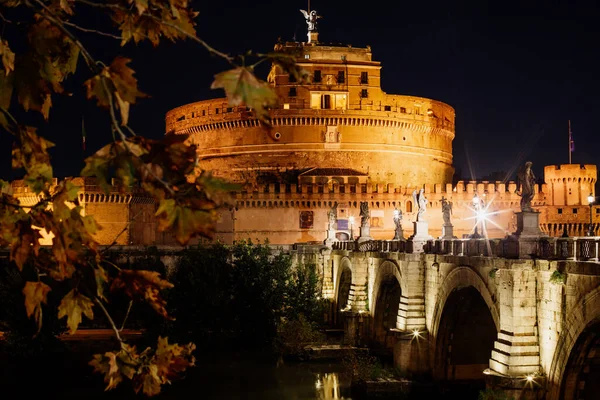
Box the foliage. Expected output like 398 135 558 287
342 350 393 383
0 0 301 395
478 389 514 400
489 268 498 279
165 242 326 349
275 313 325 358
549 269 566 285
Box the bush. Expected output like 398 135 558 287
342 350 391 382
275 313 325 357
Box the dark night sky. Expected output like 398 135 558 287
2 0 600 184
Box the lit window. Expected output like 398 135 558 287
283 103 290 110
304 54 310 59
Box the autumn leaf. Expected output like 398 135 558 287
58 289 94 334
22 281 52 333
94 265 108 301
155 199 217 245
0 39 15 75
89 343 139 391
110 270 174 319
153 336 196 381
84 57 146 125
211 67 278 124
11 126 54 194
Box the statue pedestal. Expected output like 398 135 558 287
408 221 432 253
393 227 405 241
357 226 372 243
441 224 454 240
514 211 546 238
513 211 547 259
323 228 338 246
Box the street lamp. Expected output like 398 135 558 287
349 216 355 240
472 194 483 238
587 193 595 236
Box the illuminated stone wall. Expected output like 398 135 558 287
312 248 600 399
166 41 455 186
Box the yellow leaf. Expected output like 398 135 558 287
0 39 15 75
22 281 51 333
114 91 130 125
57 289 94 334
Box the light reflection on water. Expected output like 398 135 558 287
315 372 351 400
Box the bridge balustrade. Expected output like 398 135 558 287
328 236 600 261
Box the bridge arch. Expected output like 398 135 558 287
548 286 600 400
371 260 405 346
430 266 499 382
335 257 353 313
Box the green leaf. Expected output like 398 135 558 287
58 289 94 334
211 67 278 125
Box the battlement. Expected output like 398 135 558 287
233 180 545 198
544 164 597 182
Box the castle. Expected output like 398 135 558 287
9 22 599 246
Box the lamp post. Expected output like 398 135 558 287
588 193 594 236
349 216 354 240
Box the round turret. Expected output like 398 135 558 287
165 41 455 186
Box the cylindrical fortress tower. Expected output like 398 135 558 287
166 40 455 186
544 164 597 206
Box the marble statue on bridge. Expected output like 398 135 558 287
412 188 428 222
516 161 536 212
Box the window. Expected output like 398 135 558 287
289 74 297 83
304 54 310 59
415 107 421 115
283 103 290 110
360 89 368 98
289 87 297 97
360 71 368 84
226 107 233 113
321 94 331 109
558 208 563 214
202 110 206 116
176 115 185 122
337 71 345 84
384 105 391 111
215 108 220 114
573 208 578 214
313 70 322 83
400 107 406 113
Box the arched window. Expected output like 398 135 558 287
406 200 413 213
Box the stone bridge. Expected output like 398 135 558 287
294 237 600 400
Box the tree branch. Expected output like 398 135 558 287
27 0 97 71
62 20 123 40
94 296 124 344
74 0 234 63
120 300 133 331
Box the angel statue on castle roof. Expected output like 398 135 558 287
300 9 321 32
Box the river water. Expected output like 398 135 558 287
5 348 482 399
